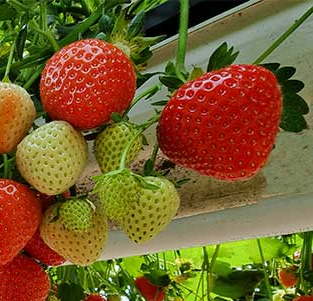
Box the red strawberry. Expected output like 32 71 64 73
157 64 282 181
24 230 66 266
0 179 41 265
278 267 298 287
134 276 165 301
0 254 50 301
293 296 313 301
84 294 107 301
40 39 136 130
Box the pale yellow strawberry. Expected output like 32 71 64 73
0 82 36 154
40 202 107 266
16 121 88 195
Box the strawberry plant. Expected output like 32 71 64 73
0 0 312 300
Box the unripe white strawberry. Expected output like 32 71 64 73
16 121 88 195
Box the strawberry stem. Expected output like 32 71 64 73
2 154 9 179
23 65 45 89
119 113 160 170
257 239 273 301
176 0 189 78
208 244 220 301
29 20 60 52
253 5 313 64
299 231 313 293
2 38 16 83
124 83 162 117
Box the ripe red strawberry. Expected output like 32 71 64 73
84 294 107 301
40 39 136 130
278 267 298 287
0 82 36 154
293 296 313 301
157 64 282 181
0 254 50 301
0 179 41 265
134 276 165 301
24 229 66 266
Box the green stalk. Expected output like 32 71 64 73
119 114 160 170
40 1 48 32
29 20 60 52
23 65 45 89
2 39 16 83
124 83 162 117
257 239 273 301
2 154 10 179
299 231 313 293
208 245 220 301
253 5 313 64
8 0 28 11
202 247 210 301
176 0 189 77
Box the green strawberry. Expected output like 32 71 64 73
94 122 143 173
94 170 139 223
59 198 93 232
16 121 88 195
121 176 180 243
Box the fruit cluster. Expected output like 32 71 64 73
0 36 285 300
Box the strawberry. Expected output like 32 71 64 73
0 82 36 154
94 122 143 173
134 276 165 301
84 294 107 301
59 198 93 232
278 267 298 288
0 254 50 301
16 120 88 195
24 229 66 266
0 179 41 265
40 201 107 266
293 297 313 301
157 64 282 181
121 176 180 243
94 171 139 223
40 39 136 130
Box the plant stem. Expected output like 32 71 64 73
2 154 10 179
29 20 59 52
253 5 313 64
202 247 210 301
8 0 28 11
124 83 162 116
176 0 189 77
2 39 16 83
119 114 160 170
257 239 273 301
23 65 45 89
299 231 313 293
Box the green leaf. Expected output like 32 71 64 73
282 80 305 93
121 256 145 277
98 14 114 34
57 283 85 301
131 47 153 64
159 75 184 90
127 11 145 39
15 24 28 60
151 100 168 106
103 0 131 10
275 66 296 81
110 112 123 123
189 66 204 80
213 270 264 299
144 159 154 176
0 4 17 20
136 71 160 88
207 42 239 72
262 63 309 132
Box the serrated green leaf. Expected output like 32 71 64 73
0 4 17 20
131 47 152 64
159 75 184 90
207 42 239 72
275 66 296 81
58 283 85 301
